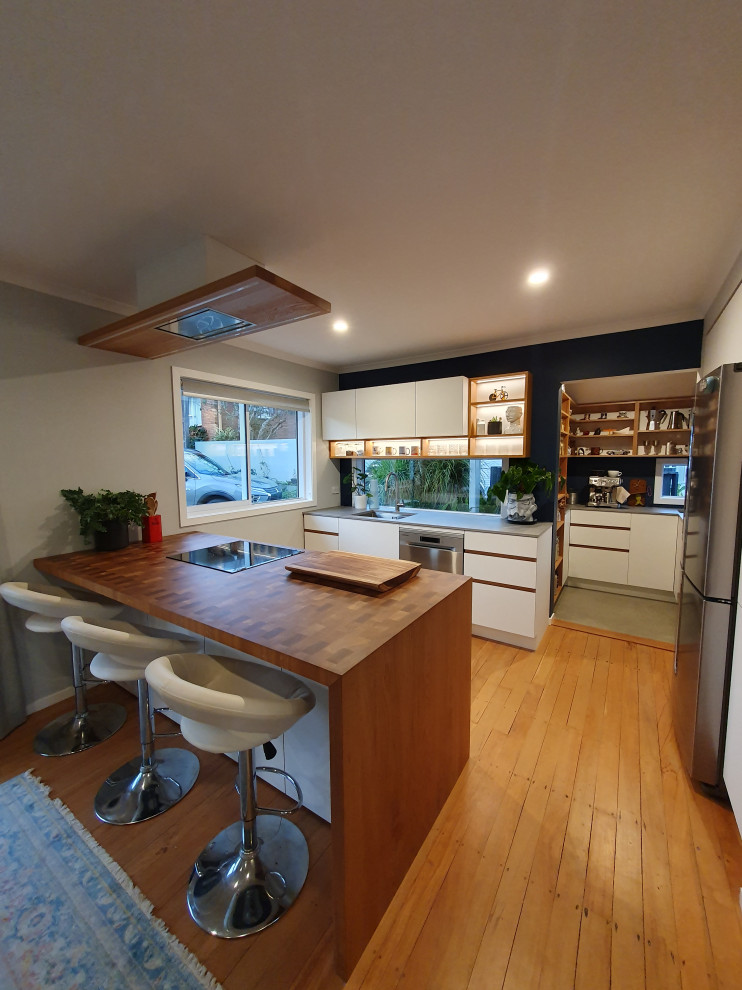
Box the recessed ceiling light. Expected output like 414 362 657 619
526 267 551 287
332 319 349 333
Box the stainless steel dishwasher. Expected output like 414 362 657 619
399 527 465 574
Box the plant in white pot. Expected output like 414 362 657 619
343 467 370 510
487 461 554 524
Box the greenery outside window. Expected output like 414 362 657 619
362 458 505 513
653 458 688 506
172 368 315 525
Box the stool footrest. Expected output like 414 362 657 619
255 766 303 816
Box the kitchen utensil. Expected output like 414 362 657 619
285 551 420 593
668 410 689 429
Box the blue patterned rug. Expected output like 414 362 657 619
0 772 222 990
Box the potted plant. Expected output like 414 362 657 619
487 416 502 435
61 488 149 550
487 461 554 524
343 467 370 510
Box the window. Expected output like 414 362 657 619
653 457 688 506
172 368 315 524
361 458 505 513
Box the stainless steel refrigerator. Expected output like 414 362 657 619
673 363 742 788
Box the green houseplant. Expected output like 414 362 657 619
487 461 554 524
61 488 149 550
342 466 370 509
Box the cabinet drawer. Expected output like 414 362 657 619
568 546 629 584
464 531 538 559
471 582 536 638
304 515 339 535
569 509 630 529
464 553 536 590
304 532 339 552
569 523 631 550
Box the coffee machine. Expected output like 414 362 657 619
587 473 622 507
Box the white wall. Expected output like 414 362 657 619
0 282 339 708
701 275 742 831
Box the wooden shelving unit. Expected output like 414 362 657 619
554 387 572 603
469 372 531 459
568 395 693 457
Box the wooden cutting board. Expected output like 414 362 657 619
285 551 421 593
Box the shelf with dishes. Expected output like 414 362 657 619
568 395 693 458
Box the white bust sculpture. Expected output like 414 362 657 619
504 405 523 434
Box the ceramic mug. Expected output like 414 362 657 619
399 446 409 455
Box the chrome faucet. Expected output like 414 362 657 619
384 472 404 512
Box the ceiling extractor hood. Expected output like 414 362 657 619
78 264 331 359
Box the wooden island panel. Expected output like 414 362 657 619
34 531 472 980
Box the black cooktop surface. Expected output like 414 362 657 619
167 541 303 573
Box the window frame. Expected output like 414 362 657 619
172 366 317 527
653 456 688 507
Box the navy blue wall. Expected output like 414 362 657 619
339 320 703 518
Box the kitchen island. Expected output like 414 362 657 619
34 531 472 980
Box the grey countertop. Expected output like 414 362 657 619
304 505 552 538
567 504 683 517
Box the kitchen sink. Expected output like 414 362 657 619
355 509 417 520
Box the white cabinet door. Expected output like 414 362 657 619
322 390 356 440
568 522 631 550
415 376 468 437
568 546 629 584
471 582 536 638
464 552 537 589
627 513 679 592
338 518 400 559
304 531 339 551
354 382 416 438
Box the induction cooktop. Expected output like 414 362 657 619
167 540 303 573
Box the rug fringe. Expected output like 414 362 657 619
20 771 224 990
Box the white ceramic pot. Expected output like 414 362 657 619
352 494 368 510
506 492 537 524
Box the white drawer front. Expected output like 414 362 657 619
471 582 536 637
568 546 629 584
569 508 631 529
304 531 339 552
569 523 631 550
464 552 537 589
304 515 339 534
464 530 538 559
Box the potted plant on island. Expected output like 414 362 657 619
487 461 554 524
61 488 149 550
343 467 370 510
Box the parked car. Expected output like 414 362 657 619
250 469 282 501
184 450 279 504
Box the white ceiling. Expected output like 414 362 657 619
2 1 742 372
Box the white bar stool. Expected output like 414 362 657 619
145 652 315 938
60 616 201 825
0 581 126 756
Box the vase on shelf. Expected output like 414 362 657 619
487 420 502 435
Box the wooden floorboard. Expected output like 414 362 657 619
345 626 742 990
3 623 742 989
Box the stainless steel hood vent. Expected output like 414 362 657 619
78 265 331 359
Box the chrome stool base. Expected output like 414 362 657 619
94 748 200 825
187 814 309 938
34 702 127 757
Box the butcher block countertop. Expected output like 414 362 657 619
33 529 469 689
